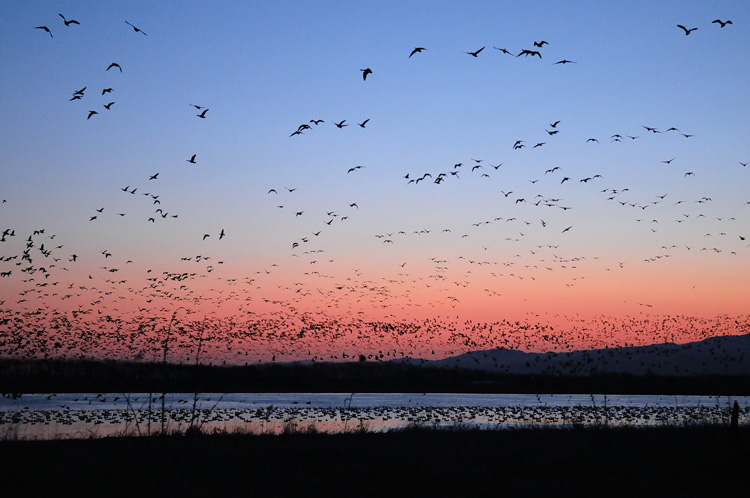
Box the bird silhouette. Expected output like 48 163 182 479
58 14 80 26
712 19 732 28
361 68 372 80
677 25 698 35
533 40 549 47
125 21 147 36
409 47 427 57
517 49 542 58
35 26 53 38
197 109 209 118
107 63 122 73
465 46 485 57
334 120 348 128
187 154 197 164
87 110 98 119
358 119 370 128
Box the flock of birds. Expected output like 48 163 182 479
2 392 746 438
0 11 747 367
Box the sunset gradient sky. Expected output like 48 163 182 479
1 1 749 363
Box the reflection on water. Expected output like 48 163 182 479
1 393 747 440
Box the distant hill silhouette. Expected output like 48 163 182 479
399 333 750 376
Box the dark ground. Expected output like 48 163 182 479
3 358 750 394
1 426 748 497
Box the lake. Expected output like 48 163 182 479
1 393 747 439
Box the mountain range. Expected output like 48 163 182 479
400 333 750 376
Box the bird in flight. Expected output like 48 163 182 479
358 119 370 128
347 165 364 174
219 229 226 240
517 49 542 58
554 59 577 64
103 102 115 109
712 19 732 28
187 154 197 164
197 109 209 118
87 110 98 119
493 47 515 55
59 14 80 26
149 173 159 180
125 21 147 36
677 25 698 35
334 120 348 128
661 158 675 164
409 47 427 58
107 63 122 72
533 40 549 47
465 46 485 57
35 26 53 38
102 88 113 95
361 68 372 80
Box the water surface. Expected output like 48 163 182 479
2 393 746 439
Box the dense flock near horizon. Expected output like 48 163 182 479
1 9 749 366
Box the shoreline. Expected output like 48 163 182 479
3 358 750 395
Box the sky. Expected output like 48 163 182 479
1 1 749 364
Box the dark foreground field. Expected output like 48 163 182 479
1 426 748 497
